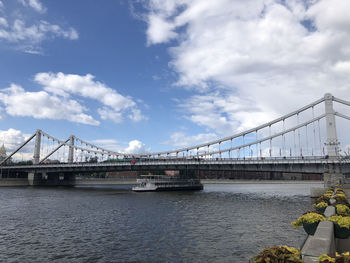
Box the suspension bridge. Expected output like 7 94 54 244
1 93 350 186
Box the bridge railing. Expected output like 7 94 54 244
1 156 333 169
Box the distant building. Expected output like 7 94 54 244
0 144 7 162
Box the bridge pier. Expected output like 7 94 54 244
28 172 75 186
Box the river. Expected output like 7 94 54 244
0 183 320 262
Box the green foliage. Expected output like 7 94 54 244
317 195 331 204
291 211 326 228
335 196 349 206
319 252 350 263
336 205 350 215
313 202 328 209
252 246 303 263
328 215 350 229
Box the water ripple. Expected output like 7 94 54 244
0 183 319 262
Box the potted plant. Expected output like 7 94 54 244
325 189 334 194
335 190 345 195
335 195 349 206
328 215 350 239
336 204 350 215
291 211 326 235
251 245 303 263
323 192 333 198
318 253 336 263
335 192 347 198
319 252 350 262
313 201 328 213
317 193 332 205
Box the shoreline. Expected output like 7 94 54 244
201 179 323 184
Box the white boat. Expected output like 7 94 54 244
132 174 203 192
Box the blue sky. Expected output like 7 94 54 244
1 0 350 157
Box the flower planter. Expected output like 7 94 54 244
315 207 326 214
334 223 350 239
251 246 303 263
302 222 319 235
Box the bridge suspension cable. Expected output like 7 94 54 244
3 93 350 166
147 96 326 157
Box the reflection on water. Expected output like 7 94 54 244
0 183 319 262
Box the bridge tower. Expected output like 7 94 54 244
323 93 343 187
324 93 339 158
68 135 74 163
33 129 41 164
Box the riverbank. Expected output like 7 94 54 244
201 179 323 184
0 178 28 186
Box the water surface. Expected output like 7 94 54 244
0 183 319 262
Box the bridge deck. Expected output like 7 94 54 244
1 157 348 174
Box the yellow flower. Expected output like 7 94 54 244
291 212 326 228
328 215 350 229
319 254 335 262
313 201 328 208
336 204 350 215
253 246 302 263
323 193 333 198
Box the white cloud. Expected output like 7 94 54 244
18 0 46 13
147 14 177 45
0 84 100 125
332 61 350 75
0 19 78 43
0 72 145 126
0 128 28 151
0 128 49 161
98 107 123 123
178 92 276 135
142 0 350 136
0 17 7 27
0 128 35 161
91 138 149 155
128 108 146 122
307 0 350 33
163 132 218 148
124 140 149 154
0 1 77 53
91 138 150 154
35 72 146 123
90 139 123 153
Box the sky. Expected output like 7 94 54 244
1 0 350 157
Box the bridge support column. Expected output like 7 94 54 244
33 129 41 165
324 93 339 158
323 173 345 188
28 172 41 186
68 135 74 163
28 172 76 186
